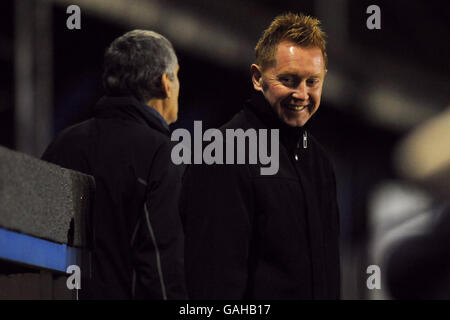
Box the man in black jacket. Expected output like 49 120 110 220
42 30 186 299
181 13 340 299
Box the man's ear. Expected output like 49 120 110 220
251 64 263 92
161 73 171 98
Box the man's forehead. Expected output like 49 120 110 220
274 42 325 71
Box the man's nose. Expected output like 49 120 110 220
292 82 308 101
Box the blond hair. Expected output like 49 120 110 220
255 13 327 70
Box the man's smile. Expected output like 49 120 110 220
282 101 312 112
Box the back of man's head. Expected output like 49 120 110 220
255 13 327 71
102 30 178 103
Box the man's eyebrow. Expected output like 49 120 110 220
278 71 322 78
301 71 324 77
278 73 299 77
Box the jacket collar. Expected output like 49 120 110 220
93 95 170 135
244 91 310 150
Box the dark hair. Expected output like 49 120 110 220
102 30 178 103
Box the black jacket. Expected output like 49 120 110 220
181 92 340 299
42 96 187 299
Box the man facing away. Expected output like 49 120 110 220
181 13 340 299
42 30 186 299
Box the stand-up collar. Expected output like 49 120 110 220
93 95 170 135
245 91 310 150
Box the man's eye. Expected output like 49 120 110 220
279 77 295 86
307 79 319 86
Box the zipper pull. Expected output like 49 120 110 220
303 131 307 149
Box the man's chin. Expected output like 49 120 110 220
281 115 309 127
278 107 313 127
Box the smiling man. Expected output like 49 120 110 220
251 42 326 127
181 13 340 299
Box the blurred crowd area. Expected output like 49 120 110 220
0 0 449 299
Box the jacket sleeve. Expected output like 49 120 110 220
131 141 187 299
180 163 254 299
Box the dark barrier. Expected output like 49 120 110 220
0 146 94 299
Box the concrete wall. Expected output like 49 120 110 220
0 146 94 299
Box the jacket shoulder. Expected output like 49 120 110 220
220 109 256 131
124 121 170 150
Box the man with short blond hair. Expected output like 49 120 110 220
182 13 340 299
